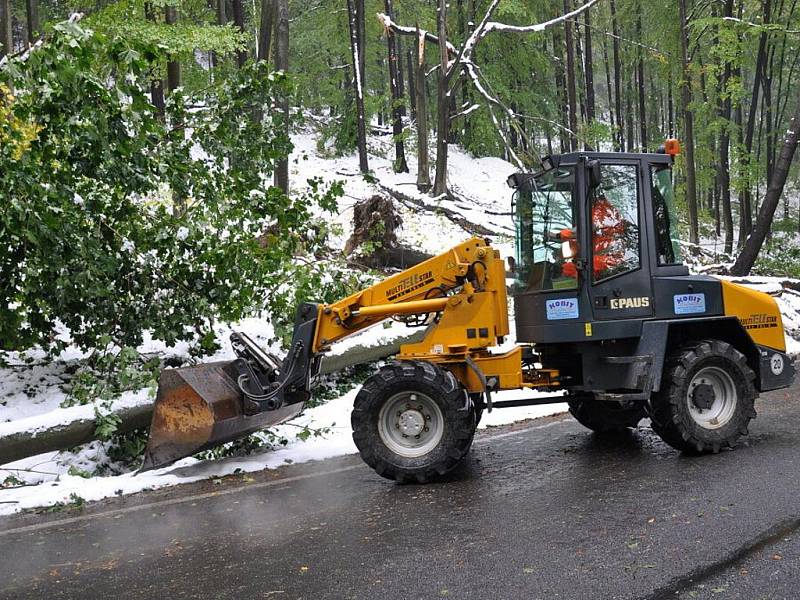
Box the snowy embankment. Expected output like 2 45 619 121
0 127 556 516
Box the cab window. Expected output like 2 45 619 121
513 166 578 292
651 166 683 265
591 164 640 282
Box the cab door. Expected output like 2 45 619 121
586 161 654 321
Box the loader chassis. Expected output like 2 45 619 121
143 150 794 480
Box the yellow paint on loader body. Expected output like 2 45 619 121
312 237 537 394
721 280 786 352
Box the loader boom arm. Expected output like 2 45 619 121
312 237 509 352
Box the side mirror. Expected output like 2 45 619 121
588 160 602 189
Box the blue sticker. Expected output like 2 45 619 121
546 298 580 320
673 293 706 315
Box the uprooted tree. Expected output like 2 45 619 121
344 195 430 269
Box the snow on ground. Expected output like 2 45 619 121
0 387 566 516
290 123 517 257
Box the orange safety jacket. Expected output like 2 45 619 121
560 197 625 279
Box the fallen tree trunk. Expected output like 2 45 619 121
377 182 497 236
349 245 432 270
0 330 425 466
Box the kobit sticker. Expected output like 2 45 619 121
546 298 579 320
673 293 706 315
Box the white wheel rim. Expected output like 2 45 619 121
686 366 738 430
378 391 444 458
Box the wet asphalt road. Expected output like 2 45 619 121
1 382 798 600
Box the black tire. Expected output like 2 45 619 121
648 339 757 453
352 361 476 483
568 393 647 433
469 392 484 428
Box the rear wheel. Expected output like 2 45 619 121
568 393 647 433
352 361 476 483
648 340 757 453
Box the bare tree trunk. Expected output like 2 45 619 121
739 4 769 244
625 63 634 151
165 4 184 216
763 45 775 185
415 26 431 193
144 2 166 118
406 48 417 121
347 0 369 173
0 0 12 58
679 0 700 248
432 0 450 197
217 0 227 25
564 0 578 151
384 0 408 173
396 41 406 117
583 0 595 129
232 0 247 67
456 0 467 140
211 0 228 68
552 25 569 153
718 0 734 254
667 69 675 136
601 30 615 144
258 0 276 62
25 0 39 44
165 5 181 91
731 103 800 274
574 17 586 128
273 0 290 193
610 0 623 150
636 5 647 151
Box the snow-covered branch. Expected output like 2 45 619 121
450 103 481 122
483 0 604 36
456 0 604 72
376 13 457 55
722 16 800 35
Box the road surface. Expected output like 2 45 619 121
1 382 798 599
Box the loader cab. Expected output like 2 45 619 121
509 150 688 345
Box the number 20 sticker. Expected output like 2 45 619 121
770 353 785 376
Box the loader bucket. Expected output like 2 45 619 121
141 361 304 471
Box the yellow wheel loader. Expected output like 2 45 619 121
142 146 795 482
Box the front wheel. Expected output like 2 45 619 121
648 340 757 453
352 361 476 483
